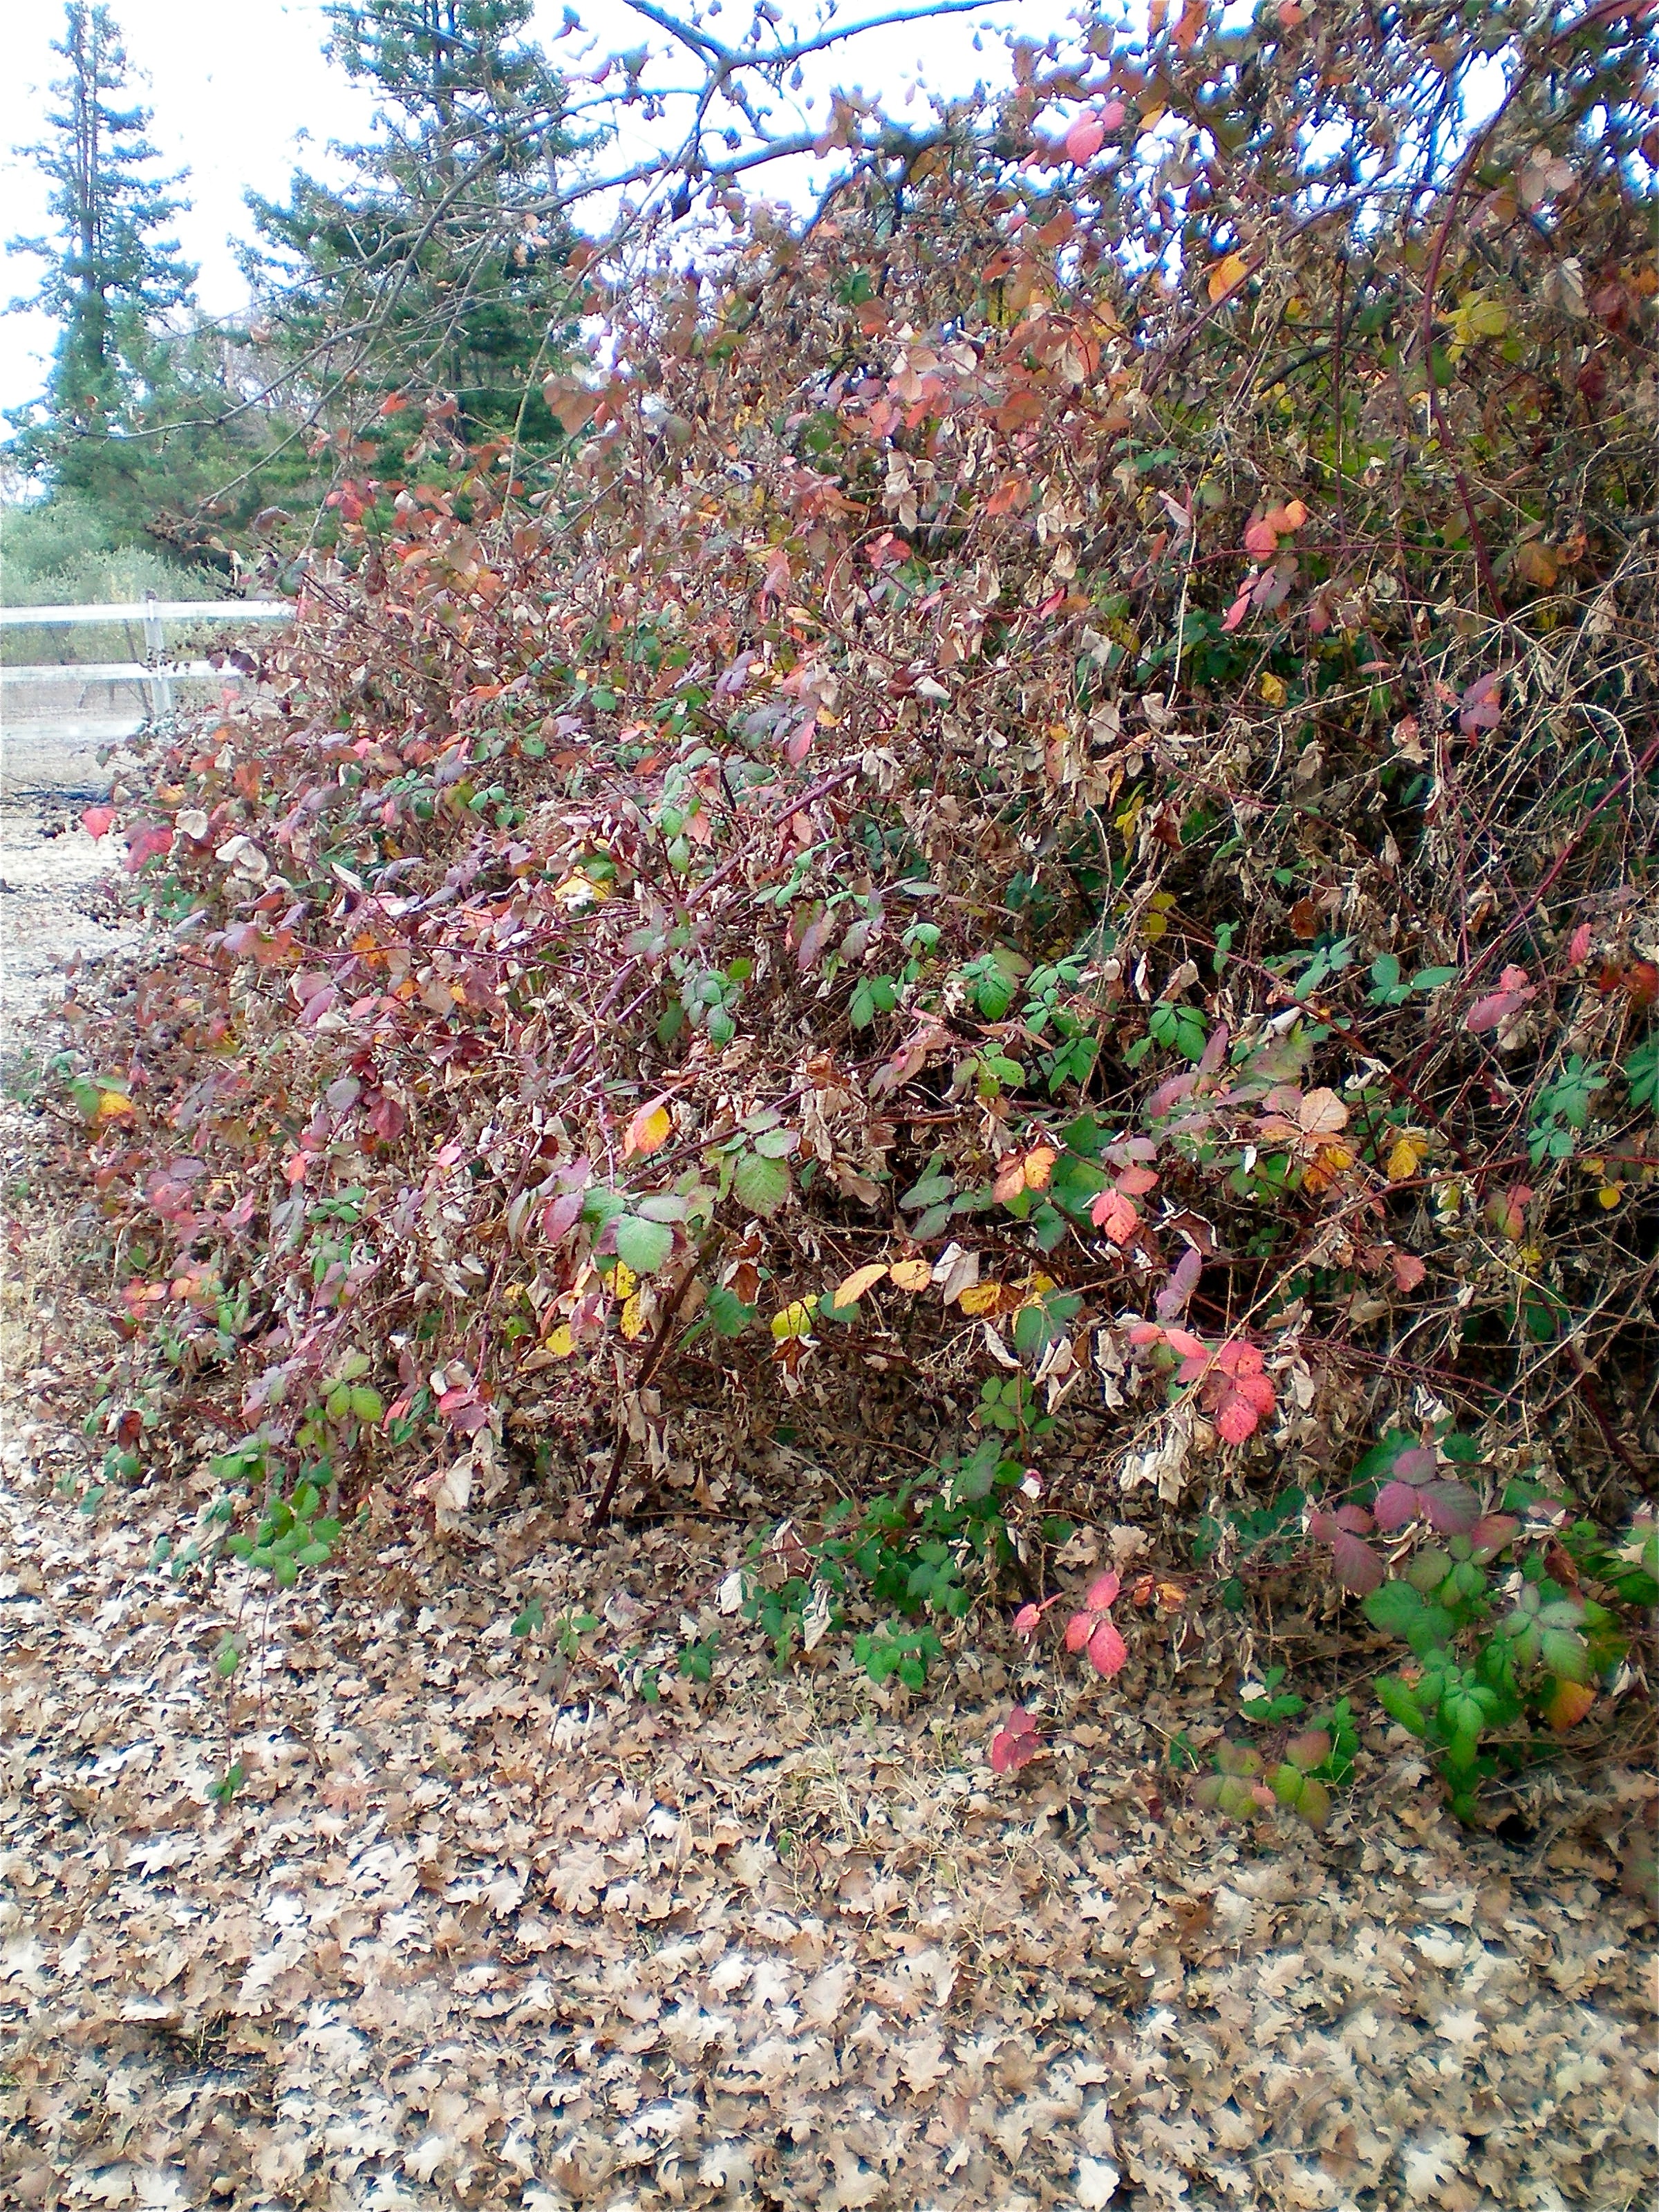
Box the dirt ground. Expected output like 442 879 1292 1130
0 713 144 1051
0 721 1654 2212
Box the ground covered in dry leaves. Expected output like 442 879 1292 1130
2 1409 1655 2212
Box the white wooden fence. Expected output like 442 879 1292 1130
0 591 293 721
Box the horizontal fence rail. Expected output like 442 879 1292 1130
1 660 238 684
1 590 294 722
0 600 294 627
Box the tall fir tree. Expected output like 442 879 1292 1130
245 0 577 456
6 2 198 523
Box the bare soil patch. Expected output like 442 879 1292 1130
1 718 144 1051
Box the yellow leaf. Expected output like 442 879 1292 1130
1387 1134 1427 1181
552 872 605 911
771 1299 814 1341
1207 251 1250 304
889 1259 933 1292
1259 671 1287 706
545 1323 575 1358
833 1262 890 1308
619 1291 647 1340
1303 1139 1356 1194
95 1089 133 1123
957 1282 1004 1318
625 1096 674 1157
1143 890 1174 941
610 1261 637 1300
1595 1183 1621 1209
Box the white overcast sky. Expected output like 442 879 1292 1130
0 0 1049 422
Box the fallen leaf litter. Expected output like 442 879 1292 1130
1 1432 1653 2212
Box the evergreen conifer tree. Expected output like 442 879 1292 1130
6 2 198 522
244 1 577 454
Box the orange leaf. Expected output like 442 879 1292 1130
1207 250 1250 304
889 1259 933 1292
833 1262 890 1308
1544 1679 1595 1733
1091 1189 1141 1245
624 1096 674 1157
994 1145 1058 1203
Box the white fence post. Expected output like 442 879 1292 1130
142 590 174 720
